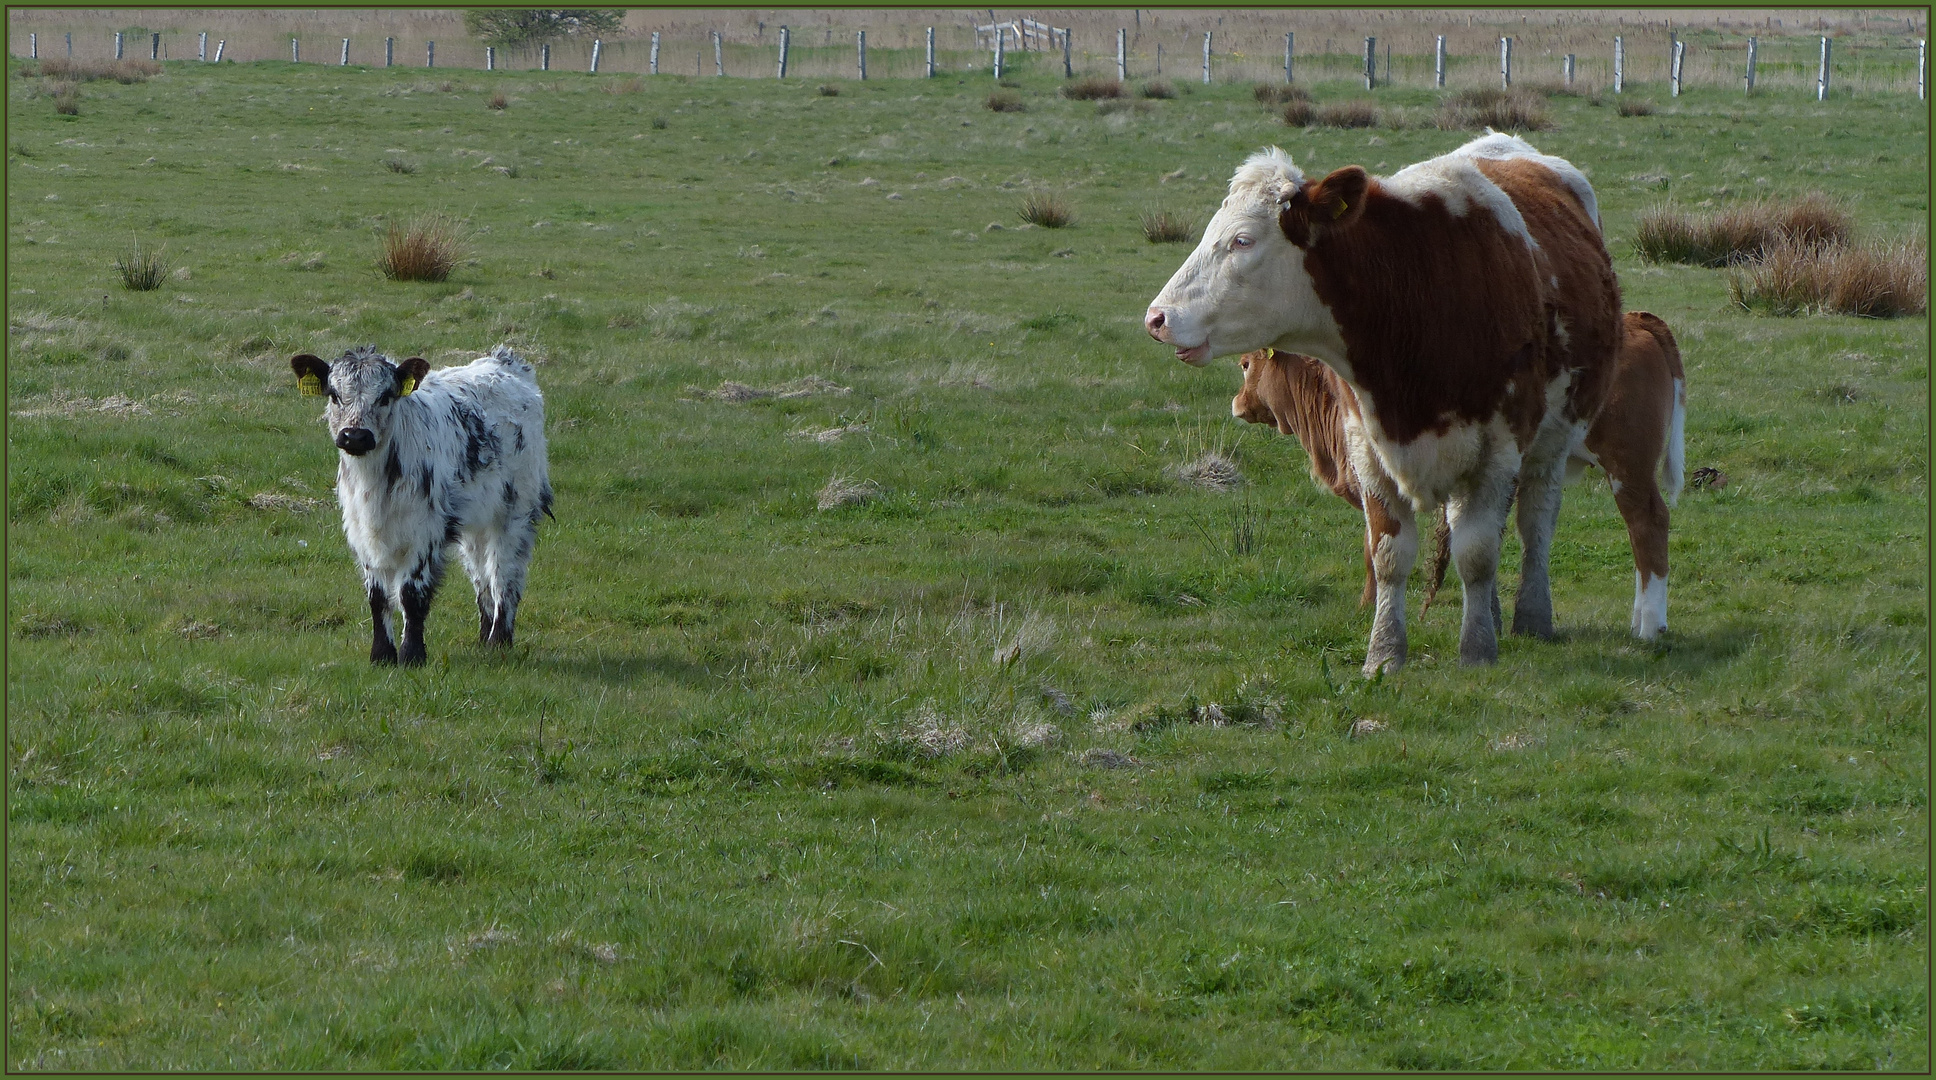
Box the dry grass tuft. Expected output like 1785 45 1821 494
1635 193 1854 266
33 57 160 83
378 214 465 283
1172 452 1243 492
816 83 840 97
1139 79 1176 99
1061 75 1123 100
1728 237 1927 318
817 474 882 511
115 236 169 291
1436 87 1553 131
1616 97 1656 116
1139 209 1195 244
1316 99 1382 129
1018 191 1074 229
985 89 1025 113
1255 82 1311 105
382 157 417 174
1281 99 1316 126
487 91 508 111
51 83 80 115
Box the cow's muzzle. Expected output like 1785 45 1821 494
1146 307 1210 365
335 428 377 456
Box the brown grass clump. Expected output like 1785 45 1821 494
1728 237 1927 318
1436 87 1553 131
816 474 882 511
1316 99 1381 129
1616 97 1655 117
1140 210 1195 244
1061 75 1123 100
1635 193 1853 267
1281 99 1315 126
51 83 79 115
602 77 644 94
382 157 417 174
1172 452 1243 492
1255 82 1310 105
115 236 169 291
1140 79 1176 99
986 89 1025 113
33 56 160 83
817 83 840 96
487 91 508 111
378 214 466 283
1018 191 1074 229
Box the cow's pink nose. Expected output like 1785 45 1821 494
1145 308 1168 339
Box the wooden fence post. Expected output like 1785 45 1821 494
115 31 123 59
291 37 298 63
1817 35 1830 99
590 39 600 73
1435 35 1445 87
1745 37 1757 92
713 32 723 75
1285 32 1294 83
486 46 494 71
1117 28 1126 81
1564 53 1575 87
1500 36 1512 88
994 25 1003 78
384 37 393 67
1364 36 1375 89
650 31 659 74
779 26 790 78
151 32 160 60
858 30 867 80
1062 28 1071 78
199 31 207 61
426 40 434 68
213 39 224 62
542 42 551 71
1613 36 1623 93
927 26 936 78
1919 39 1926 101
29 32 36 59
1203 32 1212 84
341 38 350 66
1671 40 1684 96
66 32 73 58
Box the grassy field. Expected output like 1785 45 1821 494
6 55 1928 1070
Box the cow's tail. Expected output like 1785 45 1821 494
1418 506 1453 617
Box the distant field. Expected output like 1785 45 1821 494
5 49 1928 1070
8 6 1930 91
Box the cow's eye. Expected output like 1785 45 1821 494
376 392 395 406
1231 235 1254 250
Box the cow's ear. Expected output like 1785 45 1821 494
291 354 330 396
1306 166 1369 229
395 357 430 396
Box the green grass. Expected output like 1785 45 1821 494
7 58 1928 1070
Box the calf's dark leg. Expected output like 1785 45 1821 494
368 582 398 665
398 579 437 667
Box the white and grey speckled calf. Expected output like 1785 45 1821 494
291 344 553 666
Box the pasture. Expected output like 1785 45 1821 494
6 52 1928 1070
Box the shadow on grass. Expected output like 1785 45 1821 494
505 648 747 687
1545 620 1767 676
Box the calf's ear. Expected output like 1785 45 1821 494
291 354 330 396
395 357 430 396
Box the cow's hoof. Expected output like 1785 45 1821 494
1458 647 1498 666
1362 653 1405 678
399 650 427 668
1511 612 1555 640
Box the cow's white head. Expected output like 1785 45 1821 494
291 346 429 457
1145 148 1366 368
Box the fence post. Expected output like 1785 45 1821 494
1919 39 1926 101
858 30 867 80
1117 27 1126 81
341 37 350 66
199 31 207 61
426 41 434 68
590 39 600 73
1386 40 1391 87
1435 35 1445 87
1202 32 1212 84
993 26 1003 78
29 32 35 58
1613 35 1623 93
713 31 722 75
151 32 160 60
1285 32 1294 83
779 27 789 78
115 31 123 59
291 38 299 63
1817 36 1830 99
66 32 72 57
1745 37 1756 91
650 31 659 74
385 37 393 67
1500 36 1512 88
486 46 494 70
1564 53 1575 87
542 42 550 71
213 40 224 62
1671 40 1684 96
1364 36 1375 89
1062 28 1071 78
927 26 936 77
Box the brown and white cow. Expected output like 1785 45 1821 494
1148 133 1621 673
1240 311 1685 643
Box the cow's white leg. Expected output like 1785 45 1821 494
1511 449 1569 640
1445 486 1512 666
1362 495 1416 677
459 533 496 644
483 514 537 647
1609 470 1671 640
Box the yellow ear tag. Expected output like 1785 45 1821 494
298 373 323 396
1332 199 1349 220
399 377 417 397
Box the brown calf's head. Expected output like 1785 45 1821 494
291 346 429 457
1231 349 1286 430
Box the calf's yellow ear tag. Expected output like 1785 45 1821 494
1332 198 1349 220
298 373 324 396
399 377 418 397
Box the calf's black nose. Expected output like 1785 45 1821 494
336 428 377 456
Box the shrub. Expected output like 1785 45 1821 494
1281 99 1315 126
1140 210 1195 244
378 214 466 283
1728 237 1927 318
1255 83 1310 105
1635 193 1854 266
817 83 840 97
382 157 418 174
1061 75 1123 100
34 57 160 84
651 116 668 129
1616 97 1655 117
1316 100 1381 129
1140 79 1176 99
115 236 169 291
986 89 1025 113
1436 87 1552 131
487 91 508 111
1019 191 1074 229
51 83 79 115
